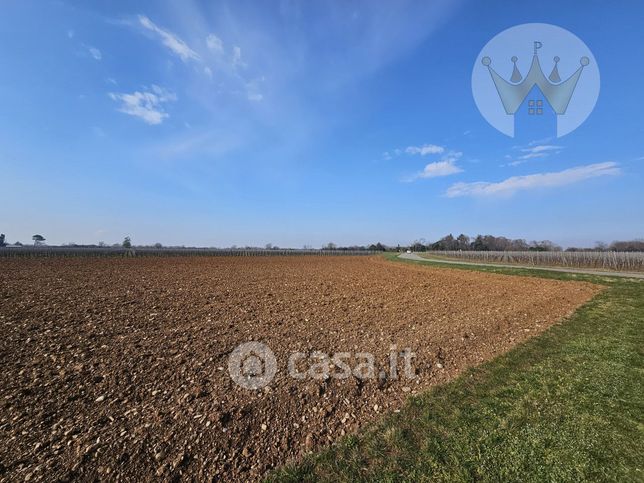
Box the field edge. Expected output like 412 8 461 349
268 255 643 482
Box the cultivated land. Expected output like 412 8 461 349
273 256 644 482
0 257 600 481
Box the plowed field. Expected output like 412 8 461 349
0 256 601 481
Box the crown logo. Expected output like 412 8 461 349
482 41 589 115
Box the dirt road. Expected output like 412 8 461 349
399 252 644 279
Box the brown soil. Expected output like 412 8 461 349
0 256 600 481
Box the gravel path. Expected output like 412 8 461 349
398 253 644 279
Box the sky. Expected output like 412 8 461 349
1 0 643 248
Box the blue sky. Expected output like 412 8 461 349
1 0 643 248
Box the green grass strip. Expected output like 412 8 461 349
268 255 644 482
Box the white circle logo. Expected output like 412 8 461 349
472 23 600 138
228 341 277 390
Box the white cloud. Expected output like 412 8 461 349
87 46 102 61
138 15 200 62
206 34 224 53
204 66 213 78
405 144 445 156
109 85 177 125
247 92 263 102
67 30 74 39
446 162 620 198
408 152 463 180
416 159 463 179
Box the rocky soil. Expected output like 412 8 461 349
0 256 600 481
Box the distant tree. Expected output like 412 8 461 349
410 240 426 252
98 241 107 247
512 239 530 251
482 235 499 250
456 234 470 250
122 236 132 248
32 234 45 246
431 234 457 250
0 234 5 247
428 233 565 252
324 242 337 250
14 241 23 246
154 242 163 249
368 242 386 251
471 235 485 251
594 241 608 251
265 243 273 250
609 239 644 252
530 240 562 252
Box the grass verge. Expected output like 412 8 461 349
268 254 644 482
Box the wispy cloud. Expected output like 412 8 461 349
86 45 102 61
206 34 224 54
132 17 261 101
507 144 563 166
405 144 445 156
523 145 561 154
109 85 177 125
383 144 444 160
381 148 401 160
138 15 200 62
446 162 620 198
232 46 246 68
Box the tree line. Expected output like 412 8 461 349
1 232 642 252
409 234 644 252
